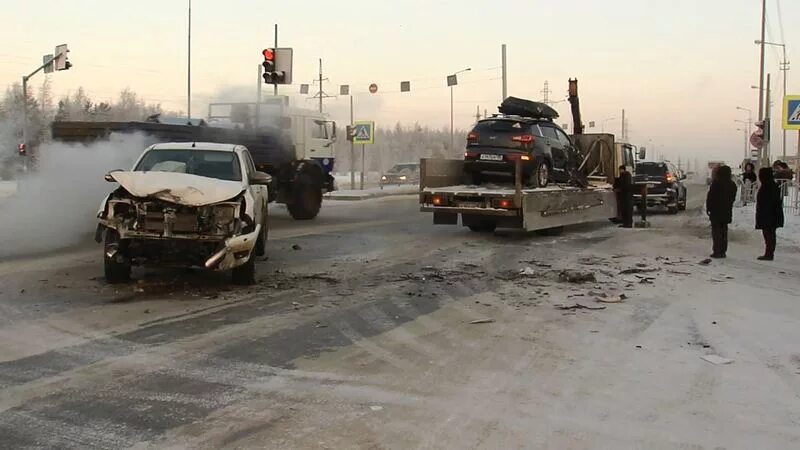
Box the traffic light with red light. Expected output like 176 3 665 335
18 143 26 156
262 48 284 84
261 48 293 85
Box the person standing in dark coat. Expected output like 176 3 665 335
755 167 784 261
613 165 634 228
706 165 737 258
742 162 757 184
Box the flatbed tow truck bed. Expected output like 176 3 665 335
419 158 616 232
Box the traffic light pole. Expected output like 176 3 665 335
21 54 57 148
274 24 278 97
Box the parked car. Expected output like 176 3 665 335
462 98 579 188
633 161 687 214
380 162 420 189
97 142 270 285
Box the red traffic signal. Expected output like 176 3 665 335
18 143 26 155
262 48 275 61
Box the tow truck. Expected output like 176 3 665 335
420 80 644 233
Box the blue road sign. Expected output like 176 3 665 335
783 95 800 130
353 121 375 145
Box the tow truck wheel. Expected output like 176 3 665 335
468 222 497 233
231 253 256 285
530 161 550 188
104 230 131 284
288 173 322 220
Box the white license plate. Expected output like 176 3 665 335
479 154 503 161
457 201 483 208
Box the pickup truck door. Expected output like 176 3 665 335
242 150 268 224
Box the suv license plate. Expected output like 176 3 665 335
479 154 503 161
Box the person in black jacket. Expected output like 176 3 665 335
706 165 737 258
755 167 784 261
742 162 757 184
613 165 634 228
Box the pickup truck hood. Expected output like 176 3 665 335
109 171 244 206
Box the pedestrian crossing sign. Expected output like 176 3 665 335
783 95 800 130
352 121 375 145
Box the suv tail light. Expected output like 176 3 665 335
464 151 478 160
511 134 535 144
506 153 532 161
467 132 479 144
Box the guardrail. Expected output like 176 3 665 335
737 178 799 215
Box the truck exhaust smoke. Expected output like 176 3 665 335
0 134 148 259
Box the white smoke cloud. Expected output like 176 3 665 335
0 133 149 259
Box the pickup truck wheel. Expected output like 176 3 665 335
255 217 268 257
231 254 256 285
287 173 322 220
104 231 131 284
530 161 550 188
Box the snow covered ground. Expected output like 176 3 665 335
731 203 800 250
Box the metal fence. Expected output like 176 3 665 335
738 178 799 215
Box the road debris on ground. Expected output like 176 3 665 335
558 270 596 283
701 354 735 365
469 318 495 324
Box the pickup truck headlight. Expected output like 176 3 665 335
213 204 237 226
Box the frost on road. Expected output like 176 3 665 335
0 193 799 449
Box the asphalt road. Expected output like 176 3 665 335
1 185 799 449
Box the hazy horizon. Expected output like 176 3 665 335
1 0 798 166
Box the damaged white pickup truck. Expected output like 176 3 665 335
97 142 270 285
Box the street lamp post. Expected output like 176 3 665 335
736 106 753 158
187 0 192 122
449 68 471 151
735 120 749 160
756 40 790 159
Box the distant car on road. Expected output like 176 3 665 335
462 97 579 188
380 162 420 189
633 161 687 214
97 142 271 285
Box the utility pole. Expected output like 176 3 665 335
319 59 323 113
350 94 355 190
541 80 550 105
621 109 626 142
501 44 508 101
187 0 192 121
757 0 766 124
780 51 789 159
765 72 771 165
475 106 481 123
484 108 488 119
256 64 262 127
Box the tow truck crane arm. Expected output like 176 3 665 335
568 79 584 135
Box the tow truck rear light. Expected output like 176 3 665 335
520 155 531 161
493 198 513 209
511 134 535 144
467 132 479 143
432 196 444 206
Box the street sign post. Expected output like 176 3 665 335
352 121 375 190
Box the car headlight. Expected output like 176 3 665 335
381 176 387 180
399 175 407 180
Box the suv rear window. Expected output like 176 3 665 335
470 119 541 148
473 120 528 133
635 163 667 176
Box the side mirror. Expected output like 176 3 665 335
250 171 272 186
638 147 647 160
104 170 122 182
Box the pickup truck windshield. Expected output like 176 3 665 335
135 150 242 182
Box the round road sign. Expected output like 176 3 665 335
369 83 378 94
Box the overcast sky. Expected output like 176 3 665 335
1 0 798 164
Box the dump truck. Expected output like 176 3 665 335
52 97 336 220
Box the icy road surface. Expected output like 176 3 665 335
1 188 799 449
